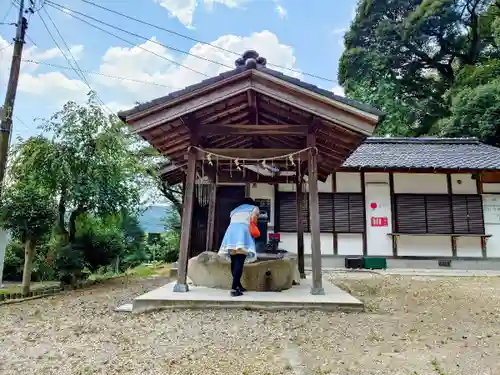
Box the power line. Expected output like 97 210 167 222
47 1 234 71
22 59 182 90
0 1 14 24
46 2 210 78
38 7 115 116
24 33 37 47
0 42 12 53
14 114 32 132
75 0 335 83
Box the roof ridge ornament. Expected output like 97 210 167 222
235 50 267 69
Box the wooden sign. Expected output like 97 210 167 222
371 217 388 227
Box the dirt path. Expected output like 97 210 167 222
1 273 500 375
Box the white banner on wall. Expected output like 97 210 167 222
483 194 500 225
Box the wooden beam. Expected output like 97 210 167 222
247 90 258 124
173 146 197 292
205 183 216 252
389 172 397 257
197 124 309 136
199 102 248 124
332 172 338 255
191 148 304 160
361 172 367 256
128 78 252 132
252 77 376 135
307 132 324 295
204 166 297 183
252 70 380 123
295 169 306 279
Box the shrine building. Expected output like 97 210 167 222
119 50 500 285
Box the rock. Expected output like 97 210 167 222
187 251 299 291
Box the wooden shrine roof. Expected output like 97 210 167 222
118 50 383 182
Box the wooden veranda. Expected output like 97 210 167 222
119 50 382 295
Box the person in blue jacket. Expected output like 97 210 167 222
218 197 259 296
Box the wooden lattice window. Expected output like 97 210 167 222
395 194 484 234
276 192 309 232
276 191 364 233
395 194 452 234
452 195 485 234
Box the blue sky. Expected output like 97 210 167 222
0 0 356 141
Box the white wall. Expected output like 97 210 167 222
278 175 333 192
451 174 477 194
364 173 393 256
280 233 333 255
246 173 500 259
483 193 500 257
336 172 361 192
279 233 364 256
394 173 447 194
249 183 275 228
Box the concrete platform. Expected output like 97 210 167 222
128 277 363 314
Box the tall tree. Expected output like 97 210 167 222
434 2 500 143
12 93 149 242
0 178 57 296
340 0 500 136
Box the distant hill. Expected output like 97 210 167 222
138 205 172 233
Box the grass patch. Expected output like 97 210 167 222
0 281 60 295
430 358 448 375
87 262 172 282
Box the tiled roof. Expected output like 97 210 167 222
117 51 383 120
343 137 500 171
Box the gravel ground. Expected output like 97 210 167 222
1 273 500 375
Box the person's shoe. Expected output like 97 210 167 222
237 286 247 293
230 289 243 297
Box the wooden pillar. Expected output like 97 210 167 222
205 182 217 252
307 133 324 295
173 147 197 293
332 172 338 255
295 171 306 279
361 172 368 256
389 173 398 256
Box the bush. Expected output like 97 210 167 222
3 238 58 282
53 241 86 285
73 214 127 271
3 241 24 281
145 230 180 263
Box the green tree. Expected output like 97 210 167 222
136 145 183 216
12 93 149 242
0 179 57 296
340 0 500 136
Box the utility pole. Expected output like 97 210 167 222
0 0 28 288
0 0 27 188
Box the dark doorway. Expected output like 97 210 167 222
214 185 246 249
189 184 211 257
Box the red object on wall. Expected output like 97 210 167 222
269 233 281 241
370 202 377 209
371 217 388 227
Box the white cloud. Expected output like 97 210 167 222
68 45 84 61
204 0 244 10
1 31 301 117
331 27 347 35
154 0 245 28
275 4 287 19
105 101 132 113
96 30 300 108
18 72 89 103
331 84 345 96
31 45 84 61
0 36 84 77
0 36 88 107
